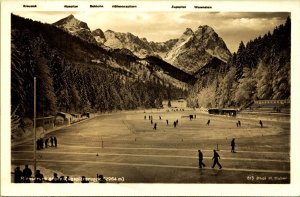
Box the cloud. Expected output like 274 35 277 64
181 12 290 20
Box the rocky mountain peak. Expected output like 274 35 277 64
53 15 96 44
183 28 194 36
92 28 106 44
66 14 74 19
165 26 232 74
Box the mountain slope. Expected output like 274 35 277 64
187 17 291 108
11 14 191 118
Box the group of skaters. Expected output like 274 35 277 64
49 173 74 183
236 120 264 128
36 136 57 150
14 164 106 183
144 115 179 130
198 138 238 169
198 149 222 169
145 114 264 130
14 164 43 183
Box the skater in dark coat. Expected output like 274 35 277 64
198 150 206 168
153 123 157 130
212 149 222 169
36 140 40 150
51 173 59 183
14 166 23 183
54 137 57 147
173 121 176 128
231 138 236 153
22 164 32 183
50 137 54 147
166 119 169 125
39 138 44 149
207 119 210 126
238 120 241 127
34 170 44 183
259 120 263 128
45 138 49 148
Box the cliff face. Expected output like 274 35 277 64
164 26 231 74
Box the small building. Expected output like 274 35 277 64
208 108 238 116
251 99 290 112
55 112 73 126
36 116 55 130
71 113 81 123
254 99 290 105
162 98 187 109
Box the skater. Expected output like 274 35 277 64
34 170 44 183
148 115 150 120
212 149 222 169
98 174 106 183
173 121 177 128
166 119 169 125
150 119 153 125
194 114 196 119
14 166 23 183
39 138 44 149
22 164 32 183
238 120 241 127
159 116 161 120
81 176 89 183
207 119 210 126
231 138 236 153
198 150 206 168
36 139 40 150
259 120 263 128
51 173 59 183
54 136 57 147
59 176 67 183
50 137 54 147
189 114 193 120
45 138 49 148
144 115 146 120
66 176 74 183
176 119 179 125
153 123 157 130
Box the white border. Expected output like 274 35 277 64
1 0 300 196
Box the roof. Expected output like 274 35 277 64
36 116 55 120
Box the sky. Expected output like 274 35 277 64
14 12 289 52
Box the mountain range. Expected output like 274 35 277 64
11 13 290 124
53 14 232 75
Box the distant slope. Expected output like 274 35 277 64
11 14 189 121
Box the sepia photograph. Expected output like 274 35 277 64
1 0 300 196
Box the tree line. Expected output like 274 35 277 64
11 14 187 125
187 16 291 108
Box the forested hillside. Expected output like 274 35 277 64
11 14 187 122
187 17 291 108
